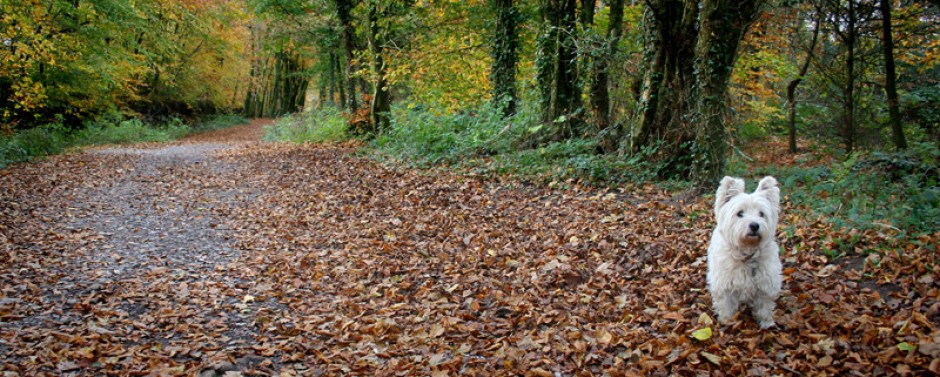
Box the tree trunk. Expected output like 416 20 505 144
631 0 699 153
535 14 557 124
630 0 763 184
367 1 391 132
336 52 347 110
491 0 519 117
534 0 581 135
594 0 624 152
690 0 763 186
336 0 359 111
327 52 337 106
786 15 820 153
881 0 906 150
844 0 856 154
549 0 581 136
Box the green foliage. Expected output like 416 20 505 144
370 101 527 166
1 0 250 127
73 117 184 146
731 142 939 237
903 85 940 137
193 114 251 133
368 101 675 186
0 123 70 168
0 113 248 169
263 107 350 143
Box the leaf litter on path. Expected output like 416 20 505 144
1 119 938 375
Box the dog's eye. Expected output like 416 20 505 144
736 210 744 218
759 211 765 218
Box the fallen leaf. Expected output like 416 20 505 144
701 351 721 365
691 327 712 341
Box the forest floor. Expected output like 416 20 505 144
1 119 938 376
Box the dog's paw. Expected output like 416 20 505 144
758 318 776 330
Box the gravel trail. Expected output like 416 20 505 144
1 119 289 375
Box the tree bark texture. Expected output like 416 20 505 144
690 0 763 185
335 0 359 111
491 0 519 117
549 0 581 136
593 0 625 152
367 1 391 133
630 0 763 185
535 0 581 136
630 0 699 153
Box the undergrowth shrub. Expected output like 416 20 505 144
742 141 939 238
371 101 524 165
370 102 671 186
263 107 349 143
0 123 70 168
194 114 249 133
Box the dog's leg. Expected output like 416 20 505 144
750 296 776 329
713 292 740 323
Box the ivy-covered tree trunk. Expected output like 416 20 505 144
534 0 581 137
491 0 519 117
592 0 625 152
630 0 699 156
535 15 557 124
631 0 763 185
690 0 763 185
550 0 581 136
367 1 391 133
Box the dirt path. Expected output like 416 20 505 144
0 119 936 376
2 120 288 375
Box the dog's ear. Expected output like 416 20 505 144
755 176 780 205
715 176 745 212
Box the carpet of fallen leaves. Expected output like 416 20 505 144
1 119 938 376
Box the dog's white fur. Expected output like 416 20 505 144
706 176 782 329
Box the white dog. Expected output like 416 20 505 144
706 176 782 329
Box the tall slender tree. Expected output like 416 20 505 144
786 12 821 153
335 0 359 111
591 0 625 152
534 0 581 138
491 0 520 117
367 0 391 132
880 0 907 149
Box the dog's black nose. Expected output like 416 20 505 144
749 222 760 232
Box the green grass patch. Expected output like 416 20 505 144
73 117 184 146
263 107 349 143
192 113 250 133
0 113 250 169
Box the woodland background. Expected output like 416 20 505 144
1 0 940 374
1 0 938 253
